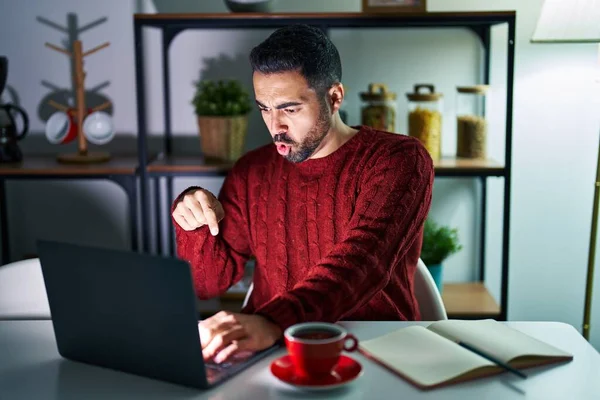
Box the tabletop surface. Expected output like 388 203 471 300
0 320 598 400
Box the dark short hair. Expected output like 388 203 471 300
249 24 342 96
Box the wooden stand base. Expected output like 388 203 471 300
57 152 111 164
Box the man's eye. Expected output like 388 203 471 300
285 109 296 114
259 107 269 113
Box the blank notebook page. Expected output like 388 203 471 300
359 325 494 387
427 320 572 364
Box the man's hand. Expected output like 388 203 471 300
172 188 224 235
198 311 282 363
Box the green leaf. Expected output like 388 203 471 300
192 78 252 116
420 218 463 266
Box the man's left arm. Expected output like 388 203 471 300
254 139 434 331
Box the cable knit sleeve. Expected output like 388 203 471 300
172 165 252 299
253 139 434 330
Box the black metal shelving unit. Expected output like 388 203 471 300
0 157 141 265
133 11 516 320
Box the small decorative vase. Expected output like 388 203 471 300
427 263 443 293
197 115 248 162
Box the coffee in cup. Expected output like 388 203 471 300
284 322 358 379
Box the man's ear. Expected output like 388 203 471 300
328 83 345 114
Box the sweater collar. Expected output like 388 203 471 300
282 125 368 178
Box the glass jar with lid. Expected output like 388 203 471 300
406 84 443 161
456 85 489 159
360 83 397 133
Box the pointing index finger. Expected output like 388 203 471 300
198 194 219 236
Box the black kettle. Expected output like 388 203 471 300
0 103 29 163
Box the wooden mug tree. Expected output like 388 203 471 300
46 39 112 163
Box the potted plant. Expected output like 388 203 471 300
192 79 252 162
420 218 463 293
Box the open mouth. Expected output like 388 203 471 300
276 143 291 156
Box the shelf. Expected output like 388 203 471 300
147 155 234 176
135 11 516 19
434 157 505 177
134 11 515 30
0 155 139 177
215 282 501 320
132 10 515 320
219 291 248 302
442 282 501 318
0 155 502 178
145 154 503 178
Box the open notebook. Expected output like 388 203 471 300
358 319 573 390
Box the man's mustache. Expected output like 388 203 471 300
273 133 295 145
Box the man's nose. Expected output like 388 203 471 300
270 111 287 135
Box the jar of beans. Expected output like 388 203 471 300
456 85 489 159
406 84 443 161
360 83 397 133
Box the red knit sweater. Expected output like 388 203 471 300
174 125 434 331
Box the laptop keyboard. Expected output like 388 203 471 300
203 348 277 384
204 359 244 383
205 361 233 371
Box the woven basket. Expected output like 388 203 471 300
197 115 248 162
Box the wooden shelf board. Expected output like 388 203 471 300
146 154 503 176
0 154 502 177
217 282 501 318
442 282 501 317
0 155 139 176
434 157 505 175
135 11 516 21
219 291 247 301
147 155 234 174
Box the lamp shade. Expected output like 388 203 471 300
531 0 600 43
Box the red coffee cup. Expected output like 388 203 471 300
45 110 77 144
45 107 96 145
284 322 358 379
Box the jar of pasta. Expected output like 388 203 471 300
456 85 488 159
360 83 397 133
406 84 443 161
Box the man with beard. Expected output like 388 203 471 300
172 24 434 364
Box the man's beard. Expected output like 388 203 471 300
273 101 331 163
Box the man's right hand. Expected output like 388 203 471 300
172 188 224 235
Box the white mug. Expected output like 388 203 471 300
83 111 115 145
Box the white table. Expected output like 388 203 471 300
0 320 598 399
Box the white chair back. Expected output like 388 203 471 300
0 258 51 320
242 258 447 321
414 258 448 320
242 282 253 309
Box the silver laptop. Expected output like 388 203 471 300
36 240 279 389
